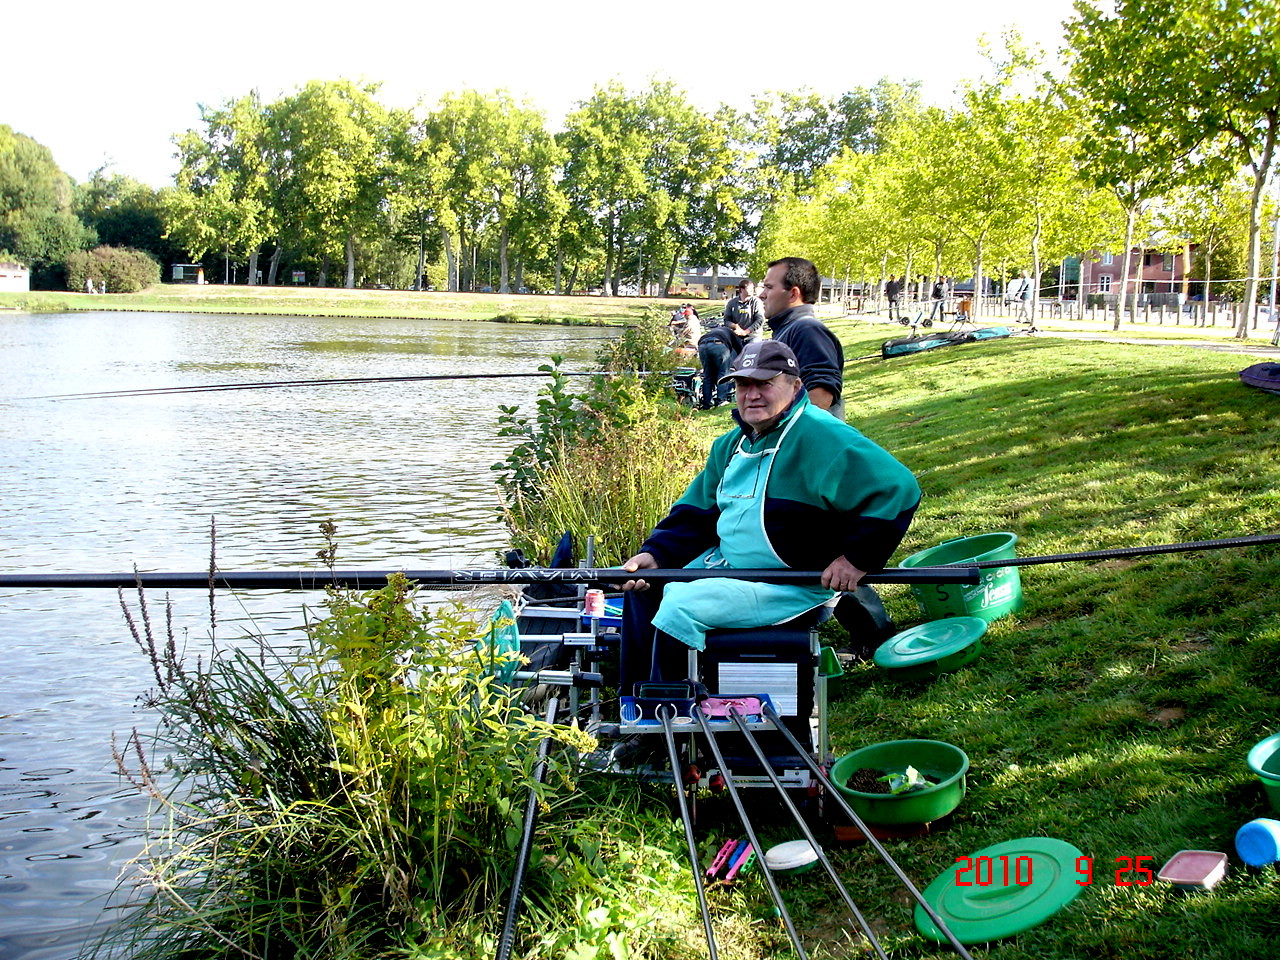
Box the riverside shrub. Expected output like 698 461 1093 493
65 244 159 293
100 573 612 959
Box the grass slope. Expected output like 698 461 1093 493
771 332 1280 959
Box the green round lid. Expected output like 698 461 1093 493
874 617 988 669
915 837 1087 944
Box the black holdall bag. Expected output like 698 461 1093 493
833 585 897 658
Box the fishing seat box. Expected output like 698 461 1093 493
691 608 827 769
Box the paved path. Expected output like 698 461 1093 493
1044 330 1280 358
839 308 1280 359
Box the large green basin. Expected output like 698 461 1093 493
831 739 969 825
1247 731 1280 814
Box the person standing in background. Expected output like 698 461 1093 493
722 280 766 343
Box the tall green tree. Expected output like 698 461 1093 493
270 80 393 288
423 90 559 293
749 80 920 204
166 92 280 283
388 109 454 291
1067 0 1280 337
0 125 95 286
75 167 177 267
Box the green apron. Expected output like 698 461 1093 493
652 405 834 651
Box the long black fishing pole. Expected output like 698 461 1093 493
495 696 559 960
0 566 978 591
758 703 976 960
659 706 719 960
964 531 1280 569
28 370 610 402
723 709 889 960
6 532 1276 590
692 710 809 960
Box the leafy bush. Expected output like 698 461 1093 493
100 572 622 959
493 311 696 561
493 337 710 565
502 414 710 567
594 307 684 393
65 244 160 293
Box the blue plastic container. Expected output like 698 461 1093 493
1235 818 1280 867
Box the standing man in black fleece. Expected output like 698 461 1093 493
759 256 845 421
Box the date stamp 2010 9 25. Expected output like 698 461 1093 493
955 855 1158 887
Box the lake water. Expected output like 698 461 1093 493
0 311 608 960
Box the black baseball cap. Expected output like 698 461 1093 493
719 340 800 383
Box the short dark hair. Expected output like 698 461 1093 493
767 256 820 304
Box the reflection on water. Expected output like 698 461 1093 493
0 311 609 959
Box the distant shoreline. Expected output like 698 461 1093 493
0 285 696 325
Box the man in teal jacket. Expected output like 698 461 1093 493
618 340 920 692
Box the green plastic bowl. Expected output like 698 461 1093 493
901 533 1022 622
831 739 969 825
1247 731 1280 814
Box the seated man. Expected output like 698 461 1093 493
617 340 921 693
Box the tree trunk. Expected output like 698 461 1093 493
1030 211 1042 324
711 263 720 300
247 247 259 286
664 248 679 297
611 232 623 296
515 259 524 294
415 214 426 291
498 220 511 294
1202 255 1213 328
566 259 580 296
1268 201 1280 342
603 217 615 297
1116 206 1137 332
344 235 356 289
318 257 329 287
441 226 457 292
267 245 283 286
1238 159 1273 338
554 240 564 295
973 244 984 320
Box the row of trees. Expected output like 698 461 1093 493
757 1 1280 339
1 123 182 288
158 78 917 296
4 0 1276 339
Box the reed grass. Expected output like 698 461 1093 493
98 571 728 960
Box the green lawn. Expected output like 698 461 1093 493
0 284 682 325
714 332 1280 959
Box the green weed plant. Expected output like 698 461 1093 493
100 573 719 959
494 312 703 565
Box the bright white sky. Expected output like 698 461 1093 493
6 0 1079 188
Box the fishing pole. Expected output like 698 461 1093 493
495 696 559 960
693 709 810 959
722 709 890 960
964 532 1280 568
757 703 976 960
27 370 611 402
659 706 719 959
5 532 1275 589
0 566 980 591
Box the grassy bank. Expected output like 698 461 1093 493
0 284 687 325
4 285 1274 352
678 331 1280 959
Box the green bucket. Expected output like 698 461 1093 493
901 533 1022 622
1247 732 1280 814
831 739 969 825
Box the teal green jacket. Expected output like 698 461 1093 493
642 394 921 574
